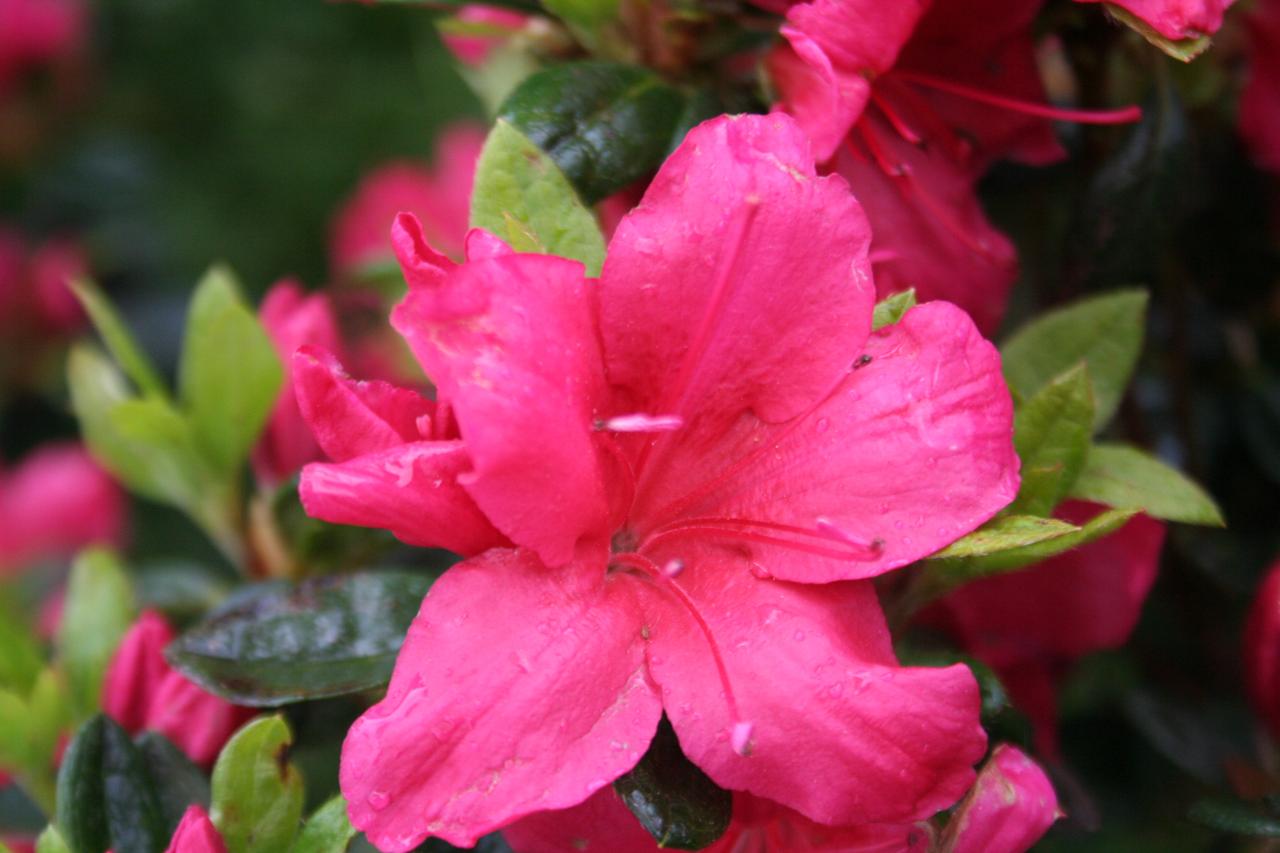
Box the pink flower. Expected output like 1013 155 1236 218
252 279 345 486
1241 0 1280 175
439 5 531 67
1076 0 1234 41
0 442 126 574
504 787 930 852
938 744 1060 853
330 124 485 276
0 227 88 337
0 0 86 96
1244 558 1280 738
298 114 1019 850
164 805 227 853
938 501 1166 757
102 611 251 766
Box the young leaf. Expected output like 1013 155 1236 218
497 62 687 205
0 598 44 692
71 279 166 398
1069 443 1225 526
35 827 72 853
167 571 433 706
471 119 607 275
179 267 283 477
1009 364 1095 517
291 796 357 853
58 549 135 719
108 397 211 509
613 717 731 850
1001 290 1147 431
871 289 916 330
927 515 1081 560
210 716 304 853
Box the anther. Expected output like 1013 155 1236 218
853 354 873 369
815 517 885 558
731 721 755 757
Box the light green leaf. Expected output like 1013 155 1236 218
541 0 618 47
1001 290 1147 431
211 716 304 853
179 267 283 476
871 289 917 331
471 119 606 275
928 515 1082 560
109 397 211 509
1009 364 1095 516
291 796 357 853
1069 443 1224 526
71 279 166 398
0 598 44 692
35 827 71 853
57 549 135 719
1104 3 1213 62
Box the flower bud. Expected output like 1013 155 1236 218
1245 560 1280 738
940 744 1060 853
165 805 227 853
102 610 174 732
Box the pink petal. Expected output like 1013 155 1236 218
1075 0 1234 40
940 744 1060 853
165 805 227 853
392 240 611 567
1241 0 1280 174
638 543 986 825
601 114 875 439
1245 559 1280 739
27 237 87 334
103 610 174 733
389 211 456 291
502 787 659 853
292 346 435 462
341 548 662 850
632 302 1019 583
440 5 531 67
299 441 503 556
145 670 252 767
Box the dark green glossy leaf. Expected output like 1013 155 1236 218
210 716 304 853
56 715 168 853
167 571 433 706
871 289 916 331
498 61 687 205
134 732 211 837
1009 364 1095 516
614 718 731 850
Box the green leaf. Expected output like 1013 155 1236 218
167 571 433 706
541 0 618 46
613 717 731 850
928 515 1082 560
179 267 283 476
57 549 135 719
1001 290 1147 431
0 669 70 792
497 62 686 206
1189 799 1280 837
134 732 211 837
1009 365 1095 516
871 289 917 331
291 796 357 853
35 827 72 853
210 716 304 853
1104 3 1213 61
108 397 212 508
56 715 168 853
471 119 607 275
0 599 44 692
71 280 167 398
1069 443 1224 526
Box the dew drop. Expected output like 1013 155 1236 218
793 630 806 642
367 790 391 811
815 417 830 434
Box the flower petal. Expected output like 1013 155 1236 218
299 442 504 556
639 544 986 825
341 549 662 851
502 788 659 853
633 301 1018 582
1076 0 1232 41
392 235 611 566
600 113 875 433
164 805 227 853
940 744 1060 853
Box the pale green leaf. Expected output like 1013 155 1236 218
928 515 1082 560
871 289 917 331
57 549 135 719
1009 364 1095 516
211 716 305 853
1069 443 1224 526
291 796 357 853
71 279 166 397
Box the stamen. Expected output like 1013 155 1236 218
815 517 885 557
895 70 1142 125
611 552 753 757
597 413 685 432
642 517 884 562
870 88 923 144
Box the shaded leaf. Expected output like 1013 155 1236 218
210 716 304 853
58 549 135 719
1009 364 1095 516
1188 799 1280 837
35 827 72 853
167 571 433 706
71 279 166 398
1069 443 1224 526
1104 4 1213 61
871 289 916 331
134 732 211 837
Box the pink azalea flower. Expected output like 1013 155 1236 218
102 611 252 766
938 744 1060 853
0 227 88 337
329 124 485 277
252 278 345 486
504 787 930 852
164 805 227 853
1076 0 1234 41
439 5 531 67
298 114 1019 850
0 442 126 574
0 0 86 97
1244 558 1280 738
1241 0 1280 175
938 501 1166 757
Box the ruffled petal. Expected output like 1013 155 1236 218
341 549 662 851
601 113 875 436
632 302 1018 583
392 229 611 566
638 544 986 825
299 442 504 556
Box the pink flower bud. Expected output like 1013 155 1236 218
145 670 252 767
439 5 530 67
940 744 1060 853
1245 560 1280 738
102 610 174 732
165 805 227 853
27 237 87 334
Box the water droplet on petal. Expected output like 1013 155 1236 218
367 790 391 811
815 417 830 434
